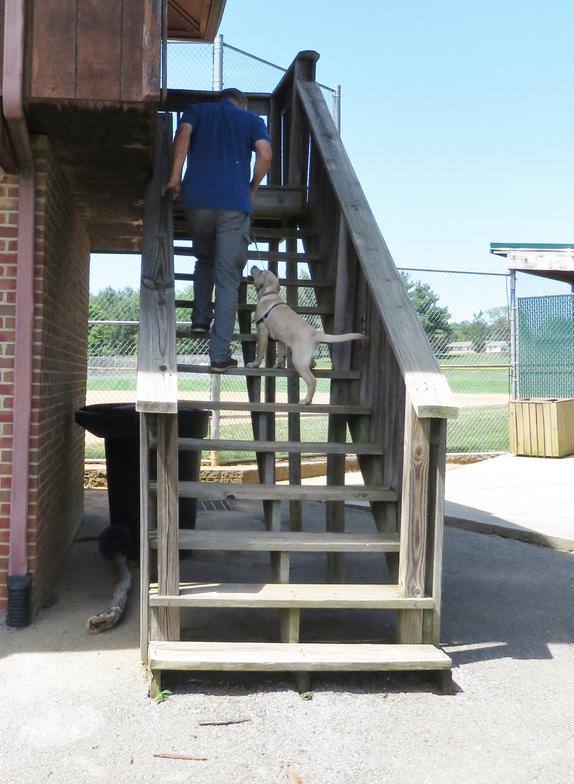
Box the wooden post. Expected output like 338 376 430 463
139 412 152 664
156 413 180 641
398 401 431 644
136 113 177 415
268 95 282 187
286 236 302 531
286 52 319 188
210 373 221 466
423 418 447 645
326 215 353 580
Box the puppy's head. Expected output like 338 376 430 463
249 267 280 299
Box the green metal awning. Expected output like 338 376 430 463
490 243 574 255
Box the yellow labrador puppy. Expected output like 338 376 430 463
247 267 367 404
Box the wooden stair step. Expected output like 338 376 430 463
246 251 324 263
173 271 332 288
176 364 360 380
175 438 383 454
165 400 371 415
149 481 396 503
149 582 434 609
175 301 332 315
176 330 256 341
253 186 308 219
249 227 317 240
149 530 399 552
148 641 452 672
173 188 307 231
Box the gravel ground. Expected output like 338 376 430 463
1 491 574 784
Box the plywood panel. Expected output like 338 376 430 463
76 0 122 101
29 0 77 99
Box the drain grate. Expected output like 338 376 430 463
198 499 233 513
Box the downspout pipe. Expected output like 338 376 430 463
3 0 36 627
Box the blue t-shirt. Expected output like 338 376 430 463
179 99 270 213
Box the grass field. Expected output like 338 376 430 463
88 371 510 396
84 354 511 459
87 376 333 395
84 406 510 460
442 367 510 395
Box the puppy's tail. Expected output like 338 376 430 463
313 331 368 344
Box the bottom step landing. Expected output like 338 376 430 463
148 641 453 693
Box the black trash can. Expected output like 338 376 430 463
75 403 209 556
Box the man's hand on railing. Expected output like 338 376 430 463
162 178 182 201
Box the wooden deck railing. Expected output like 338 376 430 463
269 52 458 644
137 112 180 656
136 113 178 414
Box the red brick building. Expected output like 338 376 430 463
0 0 225 621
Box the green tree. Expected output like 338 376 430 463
400 272 453 349
88 287 140 356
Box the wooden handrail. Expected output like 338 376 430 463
136 113 178 414
296 80 458 420
272 50 319 110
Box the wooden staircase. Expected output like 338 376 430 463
136 52 458 696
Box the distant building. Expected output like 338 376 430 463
485 341 510 354
447 341 473 355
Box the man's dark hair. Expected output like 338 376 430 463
220 88 248 109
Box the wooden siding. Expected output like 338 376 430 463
26 0 161 103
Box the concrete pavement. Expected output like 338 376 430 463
1 490 574 783
169 449 574 556
444 453 574 551
337 453 574 552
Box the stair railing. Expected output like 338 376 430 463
137 112 180 659
270 53 458 645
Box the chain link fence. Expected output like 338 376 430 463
88 250 515 459
87 39 519 461
168 39 339 120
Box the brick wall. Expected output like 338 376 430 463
0 136 90 612
0 174 18 602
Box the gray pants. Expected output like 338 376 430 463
183 209 251 362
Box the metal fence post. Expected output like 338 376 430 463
210 373 221 466
510 269 518 400
333 84 341 133
213 33 223 91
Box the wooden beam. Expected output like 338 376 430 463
150 530 400 552
174 437 384 454
156 414 180 640
139 413 153 664
136 113 178 414
423 418 447 645
398 402 431 644
150 582 436 609
150 481 397 503
149 641 452 672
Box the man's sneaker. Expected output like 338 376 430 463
191 323 210 335
210 358 238 373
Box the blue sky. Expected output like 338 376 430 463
91 0 573 320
